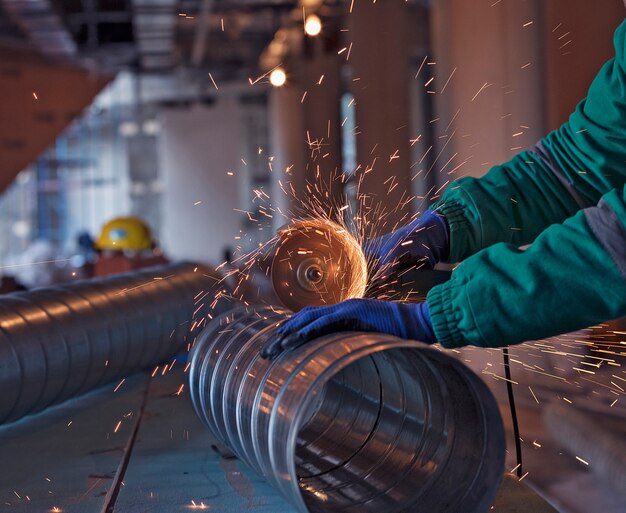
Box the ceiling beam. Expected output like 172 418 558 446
1 0 76 58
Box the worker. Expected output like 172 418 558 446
94 216 168 276
261 17 626 359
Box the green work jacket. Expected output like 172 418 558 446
428 19 626 348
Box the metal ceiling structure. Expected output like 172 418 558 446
0 0 307 80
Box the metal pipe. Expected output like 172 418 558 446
190 306 505 513
0 262 230 425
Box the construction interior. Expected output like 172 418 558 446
0 1 625 512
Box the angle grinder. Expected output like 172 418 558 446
270 218 368 312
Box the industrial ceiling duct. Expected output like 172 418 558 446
190 305 505 513
0 262 230 425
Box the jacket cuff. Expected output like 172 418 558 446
426 273 471 349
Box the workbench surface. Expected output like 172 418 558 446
0 366 558 513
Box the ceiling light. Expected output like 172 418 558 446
270 68 287 87
304 15 322 37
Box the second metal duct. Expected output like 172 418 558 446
190 306 505 513
0 262 230 425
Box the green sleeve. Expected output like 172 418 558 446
427 186 626 349
436 20 626 262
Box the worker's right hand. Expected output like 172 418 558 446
363 209 450 280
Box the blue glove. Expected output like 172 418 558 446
364 210 450 275
261 298 436 359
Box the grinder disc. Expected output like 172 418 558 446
271 219 368 312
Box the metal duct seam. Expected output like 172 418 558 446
0 262 231 425
189 306 505 513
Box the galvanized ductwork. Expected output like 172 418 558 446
0 262 230 425
189 306 505 513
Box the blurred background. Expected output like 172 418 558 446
0 2 625 511
1 0 622 279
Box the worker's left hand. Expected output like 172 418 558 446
260 298 436 359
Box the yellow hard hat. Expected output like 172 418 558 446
95 217 153 251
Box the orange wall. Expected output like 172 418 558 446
0 47 110 193
544 0 624 130
431 0 624 181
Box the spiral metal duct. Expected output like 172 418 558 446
0 262 230 425
189 306 505 513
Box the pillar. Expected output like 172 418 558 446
430 0 545 184
348 0 413 232
268 35 344 231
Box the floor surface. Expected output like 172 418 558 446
0 364 561 513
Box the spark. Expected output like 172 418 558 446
114 420 122 433
471 82 491 102
113 379 125 392
0 258 73 271
574 364 599 372
33 92 38 100
575 456 589 466
440 68 456 93
208 73 218 90
188 500 209 509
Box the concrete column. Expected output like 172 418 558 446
430 0 622 188
430 0 545 184
269 85 307 230
348 0 413 231
543 0 624 130
297 45 344 216
268 37 344 230
159 98 242 265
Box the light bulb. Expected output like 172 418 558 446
304 15 322 37
270 68 287 87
